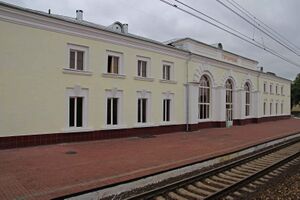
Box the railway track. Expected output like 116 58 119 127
125 138 300 200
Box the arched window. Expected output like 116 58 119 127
198 75 210 119
244 82 250 116
226 79 233 121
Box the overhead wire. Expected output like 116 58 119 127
216 0 300 56
159 0 300 68
228 0 300 52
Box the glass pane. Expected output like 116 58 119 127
69 50 75 69
76 51 84 70
142 62 147 77
166 99 170 121
107 98 111 125
76 97 83 127
107 56 112 73
113 98 118 125
142 99 147 123
137 60 141 76
69 97 75 127
138 99 141 123
163 99 166 121
113 56 119 74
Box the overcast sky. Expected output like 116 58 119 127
4 0 300 80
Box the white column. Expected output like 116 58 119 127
212 86 226 122
252 90 260 118
187 82 199 125
235 89 245 120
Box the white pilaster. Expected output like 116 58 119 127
212 86 226 122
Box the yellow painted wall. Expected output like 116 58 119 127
0 20 186 136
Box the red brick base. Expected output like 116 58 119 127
0 115 291 149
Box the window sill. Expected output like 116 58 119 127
198 119 211 123
134 76 154 82
134 122 154 128
102 73 126 79
63 68 92 76
102 124 127 130
159 121 177 126
63 127 92 133
159 79 177 84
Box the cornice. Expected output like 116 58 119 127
0 4 189 59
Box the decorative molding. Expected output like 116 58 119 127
192 63 216 87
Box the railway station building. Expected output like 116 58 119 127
0 2 291 148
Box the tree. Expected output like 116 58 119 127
291 73 300 107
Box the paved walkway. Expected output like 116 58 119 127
1 119 300 200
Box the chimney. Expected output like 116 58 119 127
76 10 83 21
122 24 128 34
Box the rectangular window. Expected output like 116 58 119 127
163 99 171 122
263 83 267 93
281 103 284 114
281 86 284 95
245 91 250 116
138 98 147 123
137 60 147 77
270 84 273 94
270 103 272 115
107 55 119 74
276 85 278 94
107 98 118 125
263 102 267 115
69 97 83 127
276 103 278 115
163 64 171 80
69 49 84 70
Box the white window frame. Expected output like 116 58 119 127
270 83 273 94
198 76 211 122
245 83 251 117
65 44 89 73
136 56 151 78
65 86 88 131
160 61 176 84
281 86 284 96
104 89 124 129
162 92 174 124
263 82 268 93
103 50 124 76
136 90 152 127
263 101 267 116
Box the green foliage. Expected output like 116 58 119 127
291 73 300 107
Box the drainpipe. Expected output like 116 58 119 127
185 52 192 132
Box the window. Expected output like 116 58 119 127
163 99 171 122
276 85 278 94
138 98 147 123
245 83 250 116
226 79 233 121
106 51 123 75
263 102 267 115
69 97 83 127
270 102 273 115
163 64 171 80
281 103 284 114
137 60 147 77
264 82 267 93
270 84 273 94
281 86 284 95
136 57 150 78
198 75 210 120
276 103 278 115
107 55 119 74
107 98 118 125
66 87 88 129
68 44 88 71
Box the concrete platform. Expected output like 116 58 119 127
1 118 300 200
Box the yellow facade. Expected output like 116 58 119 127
0 3 291 138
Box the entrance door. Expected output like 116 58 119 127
225 79 233 127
